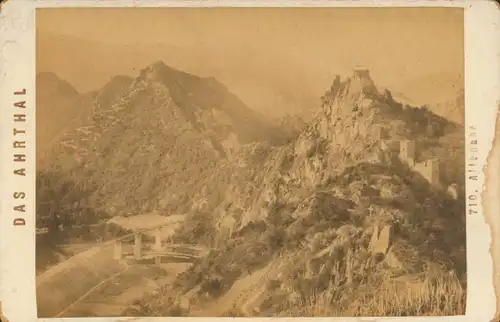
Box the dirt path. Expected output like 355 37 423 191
37 214 192 318
60 262 193 317
55 265 131 317
191 255 286 317
38 214 185 285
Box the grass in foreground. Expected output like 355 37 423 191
278 270 465 317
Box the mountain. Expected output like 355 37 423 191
372 72 464 126
427 90 465 125
37 61 283 224
135 68 466 316
36 72 82 159
391 71 464 107
37 64 466 316
277 114 307 142
94 75 135 108
36 73 135 164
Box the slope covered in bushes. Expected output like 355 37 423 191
135 69 466 316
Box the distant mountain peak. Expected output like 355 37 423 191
107 74 134 83
148 60 180 75
139 60 197 84
37 71 60 81
151 60 167 68
94 75 135 109
100 75 134 92
36 72 79 97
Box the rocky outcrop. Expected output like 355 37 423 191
447 183 459 200
132 67 466 316
368 223 393 256
38 62 285 220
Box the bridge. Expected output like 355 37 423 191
111 225 207 264
36 214 209 318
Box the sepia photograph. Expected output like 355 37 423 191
33 7 469 318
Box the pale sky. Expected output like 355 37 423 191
36 7 464 117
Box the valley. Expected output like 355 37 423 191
36 62 466 317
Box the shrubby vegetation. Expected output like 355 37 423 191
38 66 466 316
138 132 465 316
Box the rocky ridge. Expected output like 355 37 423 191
36 63 466 316
37 61 285 225
154 68 466 316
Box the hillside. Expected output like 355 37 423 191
36 73 134 164
36 72 84 160
133 69 466 317
94 75 135 109
36 64 466 316
392 71 464 107
427 90 465 125
392 72 464 126
37 61 284 228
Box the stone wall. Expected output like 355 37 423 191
398 140 416 167
353 68 370 79
397 140 441 186
414 158 440 186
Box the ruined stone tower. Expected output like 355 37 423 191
375 125 389 140
399 140 416 167
415 158 440 186
353 67 370 79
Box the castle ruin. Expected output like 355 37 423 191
353 67 371 79
399 140 416 167
398 140 441 186
375 125 390 141
415 158 440 186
